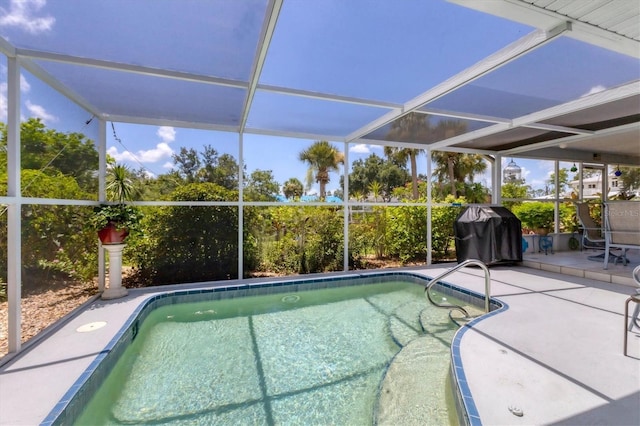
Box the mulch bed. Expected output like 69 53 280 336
0 280 97 356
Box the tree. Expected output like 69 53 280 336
384 113 431 200
131 169 182 200
548 168 570 196
0 118 99 192
501 181 529 210
106 164 135 203
0 170 97 285
172 145 240 190
428 118 487 200
245 169 279 201
383 146 422 199
298 140 344 198
282 177 304 199
203 151 240 190
0 119 101 285
431 151 487 200
347 153 408 201
369 181 383 202
172 147 201 182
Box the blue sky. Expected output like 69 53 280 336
0 0 636 196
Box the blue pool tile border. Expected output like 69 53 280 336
42 271 505 426
449 296 508 426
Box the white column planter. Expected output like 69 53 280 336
101 243 128 300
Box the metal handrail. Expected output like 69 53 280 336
424 259 491 315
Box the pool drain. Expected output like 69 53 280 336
76 321 107 333
281 295 300 303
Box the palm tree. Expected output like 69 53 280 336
282 177 304 199
429 119 486 199
298 141 344 198
106 164 134 203
384 113 430 199
431 151 487 198
368 181 382 202
384 146 422 199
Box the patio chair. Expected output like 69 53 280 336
575 202 625 263
575 202 605 251
603 201 640 270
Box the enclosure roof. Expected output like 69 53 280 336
0 0 638 165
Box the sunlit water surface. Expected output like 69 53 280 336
76 281 480 425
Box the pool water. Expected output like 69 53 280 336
75 281 481 425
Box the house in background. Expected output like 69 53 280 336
568 173 639 199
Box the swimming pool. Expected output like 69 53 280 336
43 272 502 425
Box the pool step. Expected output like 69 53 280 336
388 300 427 347
419 305 483 330
375 334 454 425
389 317 420 347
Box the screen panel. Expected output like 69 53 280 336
0 0 267 80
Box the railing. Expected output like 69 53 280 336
424 259 491 316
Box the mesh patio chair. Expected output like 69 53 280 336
574 202 624 263
603 201 640 269
575 202 605 251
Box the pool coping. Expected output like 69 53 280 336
450 299 508 426
38 270 501 426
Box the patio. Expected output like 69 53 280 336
0 256 638 425
0 0 638 423
523 246 640 287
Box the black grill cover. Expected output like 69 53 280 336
454 206 522 265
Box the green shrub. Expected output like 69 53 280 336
257 206 343 275
431 200 464 260
387 205 427 263
129 183 244 285
261 238 300 274
0 170 97 286
559 202 578 233
381 196 463 263
513 202 555 231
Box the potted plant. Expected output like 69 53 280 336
513 202 554 235
91 164 141 244
92 203 141 244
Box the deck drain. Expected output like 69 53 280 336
281 295 300 303
76 321 107 333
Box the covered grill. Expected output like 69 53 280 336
454 205 522 265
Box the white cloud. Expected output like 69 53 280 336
20 74 30 92
0 65 31 91
583 85 606 97
349 143 383 154
25 99 57 123
0 73 31 122
0 0 55 34
350 144 370 153
157 126 175 143
162 161 174 169
107 146 137 163
140 142 173 162
108 142 174 164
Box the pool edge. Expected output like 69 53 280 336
41 271 501 426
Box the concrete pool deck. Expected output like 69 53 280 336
0 257 639 425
